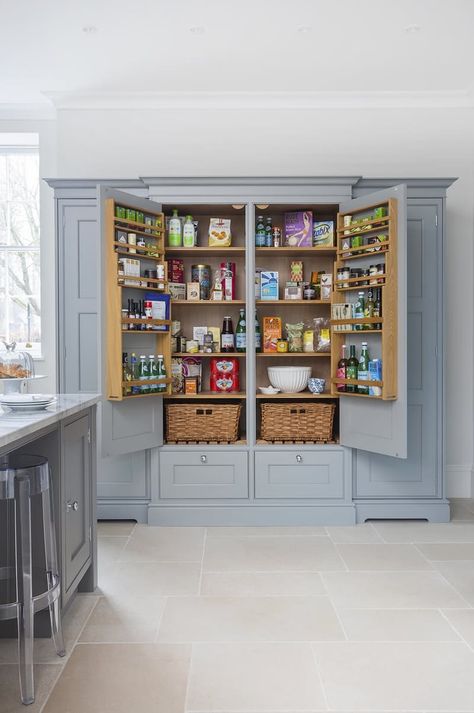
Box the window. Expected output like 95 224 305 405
0 136 41 355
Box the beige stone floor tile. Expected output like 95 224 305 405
434 561 474 606
79 594 166 643
0 594 99 664
201 571 326 597
321 570 467 608
119 525 205 562
337 608 460 641
373 521 474 543
325 523 383 544
313 641 474 710
43 643 190 713
206 526 327 537
203 535 345 572
157 595 344 642
97 520 136 537
97 536 129 564
99 561 201 597
336 543 433 571
0 663 62 713
186 642 326 711
416 542 474 560
442 609 474 647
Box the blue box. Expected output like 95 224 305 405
260 271 279 300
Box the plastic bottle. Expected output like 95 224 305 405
168 209 182 247
183 215 195 247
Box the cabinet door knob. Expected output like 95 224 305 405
296 455 303 463
66 500 79 512
200 455 207 463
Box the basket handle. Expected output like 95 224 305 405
290 408 307 414
196 408 213 415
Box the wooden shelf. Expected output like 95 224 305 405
332 378 383 387
113 241 163 256
336 217 390 237
332 329 382 334
122 318 171 327
331 317 383 327
118 274 167 288
171 299 245 305
337 245 389 261
123 378 172 388
114 217 164 235
256 352 330 358
119 283 167 293
256 300 330 305
336 391 383 400
165 247 245 256
115 248 164 262
172 352 246 358
164 392 246 399
256 247 336 256
120 391 171 400
256 392 338 399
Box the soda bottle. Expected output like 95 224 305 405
156 355 167 393
358 342 370 395
255 215 266 247
130 353 140 395
138 354 150 393
221 316 235 352
354 291 365 331
148 355 157 393
235 308 246 352
265 216 273 247
255 310 261 352
336 344 347 393
365 290 375 330
346 345 359 393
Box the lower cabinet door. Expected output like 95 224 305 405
160 451 248 499
255 450 345 499
62 415 91 592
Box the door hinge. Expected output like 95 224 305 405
87 428 91 444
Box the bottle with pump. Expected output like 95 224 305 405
183 215 195 247
168 209 182 247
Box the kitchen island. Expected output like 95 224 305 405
0 394 99 632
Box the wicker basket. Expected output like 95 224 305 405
260 402 335 442
166 402 242 443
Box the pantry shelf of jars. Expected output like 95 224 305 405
103 194 398 446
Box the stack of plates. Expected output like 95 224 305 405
0 394 56 412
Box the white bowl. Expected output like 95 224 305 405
259 386 281 395
267 366 312 393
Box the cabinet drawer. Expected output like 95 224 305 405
255 450 345 500
160 451 248 499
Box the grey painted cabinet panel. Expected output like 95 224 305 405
62 414 91 592
160 451 249 499
354 202 441 498
255 450 346 499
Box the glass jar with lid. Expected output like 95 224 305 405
0 342 35 380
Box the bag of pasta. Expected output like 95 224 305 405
313 317 331 352
285 322 304 352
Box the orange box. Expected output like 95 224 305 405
263 317 282 353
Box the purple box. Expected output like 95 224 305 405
284 211 313 247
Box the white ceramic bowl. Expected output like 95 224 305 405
259 386 281 395
267 366 312 393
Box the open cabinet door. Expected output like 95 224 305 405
337 184 407 458
98 186 169 457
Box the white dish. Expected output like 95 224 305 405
258 386 281 395
1 403 55 412
0 394 55 405
267 366 312 393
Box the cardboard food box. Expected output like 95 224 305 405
260 271 279 300
186 282 200 301
313 221 335 247
290 261 304 283
263 316 282 353
320 273 332 301
192 326 208 346
167 258 185 283
169 283 186 300
284 211 313 247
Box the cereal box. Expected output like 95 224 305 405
313 221 334 247
284 211 313 247
263 316 282 353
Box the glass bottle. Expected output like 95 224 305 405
358 342 370 395
374 288 382 330
156 355 167 393
255 310 261 352
235 309 246 352
346 344 359 393
255 215 266 247
354 291 365 330
130 353 140 395
138 354 150 393
336 344 347 393
221 316 235 352
168 208 182 247
148 355 157 393
122 352 131 396
365 289 375 329
265 216 273 247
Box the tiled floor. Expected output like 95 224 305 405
2 500 474 711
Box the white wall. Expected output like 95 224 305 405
10 102 472 495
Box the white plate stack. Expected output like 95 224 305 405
0 394 56 412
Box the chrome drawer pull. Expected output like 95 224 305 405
296 455 303 463
66 500 79 512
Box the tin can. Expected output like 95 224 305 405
276 339 288 353
272 227 282 247
192 264 211 301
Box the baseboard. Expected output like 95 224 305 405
97 499 149 523
446 464 474 498
147 504 356 526
355 499 450 523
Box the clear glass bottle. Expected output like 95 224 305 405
235 309 246 352
148 355 157 393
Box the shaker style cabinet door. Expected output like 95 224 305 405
336 185 408 458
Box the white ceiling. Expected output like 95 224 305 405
1 0 474 107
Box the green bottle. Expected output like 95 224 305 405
358 342 370 395
149 355 158 393
130 353 140 395
354 291 365 331
255 310 261 352
236 308 246 352
365 290 375 330
346 345 359 393
168 209 182 247
138 355 149 393
156 355 167 393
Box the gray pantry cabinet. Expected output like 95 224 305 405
46 177 452 525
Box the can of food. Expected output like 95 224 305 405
276 339 288 353
192 264 211 301
272 227 282 247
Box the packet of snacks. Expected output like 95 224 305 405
181 356 202 391
210 357 240 393
209 218 231 247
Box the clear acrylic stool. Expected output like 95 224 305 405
0 454 65 705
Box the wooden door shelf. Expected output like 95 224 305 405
122 318 171 326
256 352 330 357
256 299 330 305
113 241 164 256
256 247 337 256
256 392 338 399
165 247 245 256
171 299 245 305
331 317 383 326
337 243 389 259
115 248 164 261
336 217 390 236
164 392 246 399
171 352 246 358
114 217 164 235
123 378 172 388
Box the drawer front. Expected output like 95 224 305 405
160 451 248 499
255 450 345 500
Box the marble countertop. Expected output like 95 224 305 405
0 393 101 451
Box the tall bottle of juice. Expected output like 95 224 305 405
168 209 182 247
358 342 370 395
235 309 246 352
346 345 359 393
255 310 262 352
336 344 348 392
221 316 235 353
